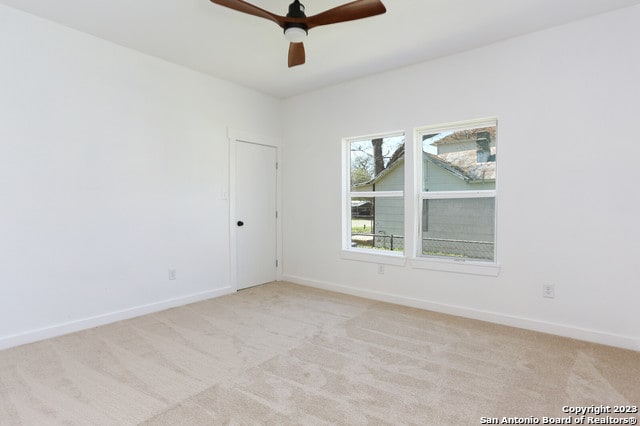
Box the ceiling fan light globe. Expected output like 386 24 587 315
284 27 307 43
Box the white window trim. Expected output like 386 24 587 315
349 191 404 198
340 248 407 266
409 257 500 276
412 117 501 276
422 190 495 199
341 131 406 261
414 117 498 135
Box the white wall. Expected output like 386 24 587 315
0 5 282 349
282 5 640 350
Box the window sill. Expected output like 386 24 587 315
410 257 500 276
340 249 407 266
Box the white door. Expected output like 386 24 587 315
235 141 277 289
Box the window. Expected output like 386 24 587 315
341 119 499 275
417 118 497 263
343 132 405 257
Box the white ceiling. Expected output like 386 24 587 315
3 0 640 98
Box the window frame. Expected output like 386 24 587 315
341 131 406 265
411 117 500 276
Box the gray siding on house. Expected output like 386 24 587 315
373 196 404 249
422 197 495 260
369 162 405 245
374 164 404 191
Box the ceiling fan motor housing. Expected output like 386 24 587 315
284 0 308 41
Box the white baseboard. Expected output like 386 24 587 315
0 287 235 351
282 274 640 352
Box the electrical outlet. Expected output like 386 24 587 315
169 269 177 280
543 284 555 298
377 264 385 274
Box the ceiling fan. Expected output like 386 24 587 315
209 0 386 67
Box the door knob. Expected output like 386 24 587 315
237 221 244 227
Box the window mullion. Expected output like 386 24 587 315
349 191 404 198
421 190 496 200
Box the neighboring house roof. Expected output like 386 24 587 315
427 148 496 182
429 127 496 146
352 147 495 189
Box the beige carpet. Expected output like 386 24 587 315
0 282 638 425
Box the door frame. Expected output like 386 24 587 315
228 128 282 291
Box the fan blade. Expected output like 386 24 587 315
288 42 306 67
306 0 386 29
209 0 286 28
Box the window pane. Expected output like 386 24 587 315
422 126 496 192
421 197 495 261
350 135 405 191
351 197 404 252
